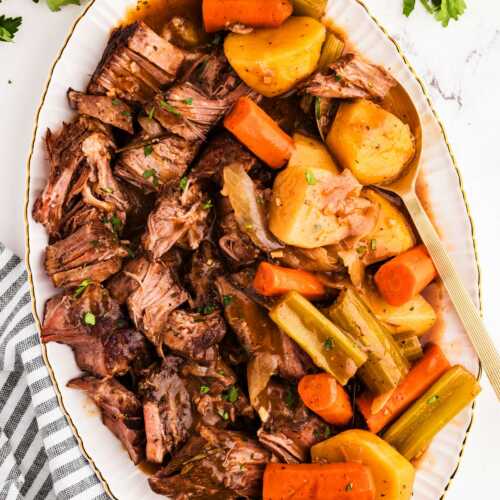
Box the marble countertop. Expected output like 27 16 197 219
0 0 499 497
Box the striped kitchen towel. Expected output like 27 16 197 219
0 243 109 500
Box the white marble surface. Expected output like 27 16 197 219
0 0 499 498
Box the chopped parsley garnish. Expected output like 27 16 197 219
112 98 121 106
223 295 233 306
305 170 317 186
147 107 155 120
179 176 189 192
144 144 153 156
183 98 193 105
403 0 467 27
202 199 213 210
102 187 114 194
159 100 182 117
110 214 122 233
197 304 215 315
47 0 82 13
223 386 239 403
0 15 22 42
314 425 332 440
83 312 96 326
218 409 229 421
324 338 334 351
74 279 92 298
143 169 159 187
218 370 226 376
427 395 440 405
121 110 131 117
200 385 210 395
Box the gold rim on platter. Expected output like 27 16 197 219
23 1 482 499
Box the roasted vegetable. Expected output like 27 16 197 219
395 334 423 362
318 32 345 71
298 372 353 426
375 245 437 307
269 133 347 248
263 462 376 500
292 0 327 19
269 291 367 385
360 188 416 265
311 429 416 500
203 0 293 33
224 16 326 97
327 99 416 185
329 288 409 395
224 96 294 168
357 344 450 433
222 163 283 252
361 282 436 336
383 365 481 460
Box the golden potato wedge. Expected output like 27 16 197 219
224 17 326 97
327 99 415 185
269 134 344 248
360 188 416 265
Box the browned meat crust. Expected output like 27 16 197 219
304 53 397 100
149 426 271 498
67 89 134 133
44 221 128 289
88 21 185 103
68 376 145 464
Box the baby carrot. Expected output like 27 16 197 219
263 462 376 500
298 372 353 426
203 0 293 33
374 245 437 306
253 262 326 299
224 96 294 169
357 344 451 433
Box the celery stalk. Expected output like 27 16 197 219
329 288 409 395
293 0 328 20
395 333 423 363
383 366 481 460
318 32 345 72
269 291 367 385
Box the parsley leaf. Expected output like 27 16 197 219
223 386 239 403
324 338 334 351
47 0 81 12
74 279 92 298
83 312 96 326
202 199 213 210
403 0 416 16
179 176 189 192
305 170 317 186
159 100 182 117
0 16 22 42
223 295 233 306
144 144 153 157
434 0 467 27
200 385 210 395
143 169 159 187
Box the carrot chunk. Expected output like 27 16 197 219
357 344 451 433
253 262 326 299
298 373 353 426
374 245 437 306
224 96 294 169
263 462 376 500
203 0 293 33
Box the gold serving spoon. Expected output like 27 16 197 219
379 83 500 400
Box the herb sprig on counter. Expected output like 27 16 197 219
404 0 467 27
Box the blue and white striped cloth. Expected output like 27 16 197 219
0 244 109 499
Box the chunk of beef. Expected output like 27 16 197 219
140 357 193 463
304 53 397 101
186 241 224 308
116 132 199 192
41 285 152 377
215 277 309 380
44 221 128 289
149 426 271 499
67 89 134 133
88 21 184 103
68 376 145 464
163 309 226 363
217 197 261 265
190 131 258 185
108 256 188 349
142 181 211 260
32 116 111 237
257 381 326 463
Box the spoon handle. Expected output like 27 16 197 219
403 191 500 400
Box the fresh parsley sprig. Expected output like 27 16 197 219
0 15 22 42
404 0 467 27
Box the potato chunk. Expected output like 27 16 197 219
224 17 326 97
360 188 415 265
327 99 415 185
269 134 342 248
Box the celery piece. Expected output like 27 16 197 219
383 366 481 460
395 333 423 363
269 291 367 385
293 0 328 19
329 288 409 395
318 32 345 72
